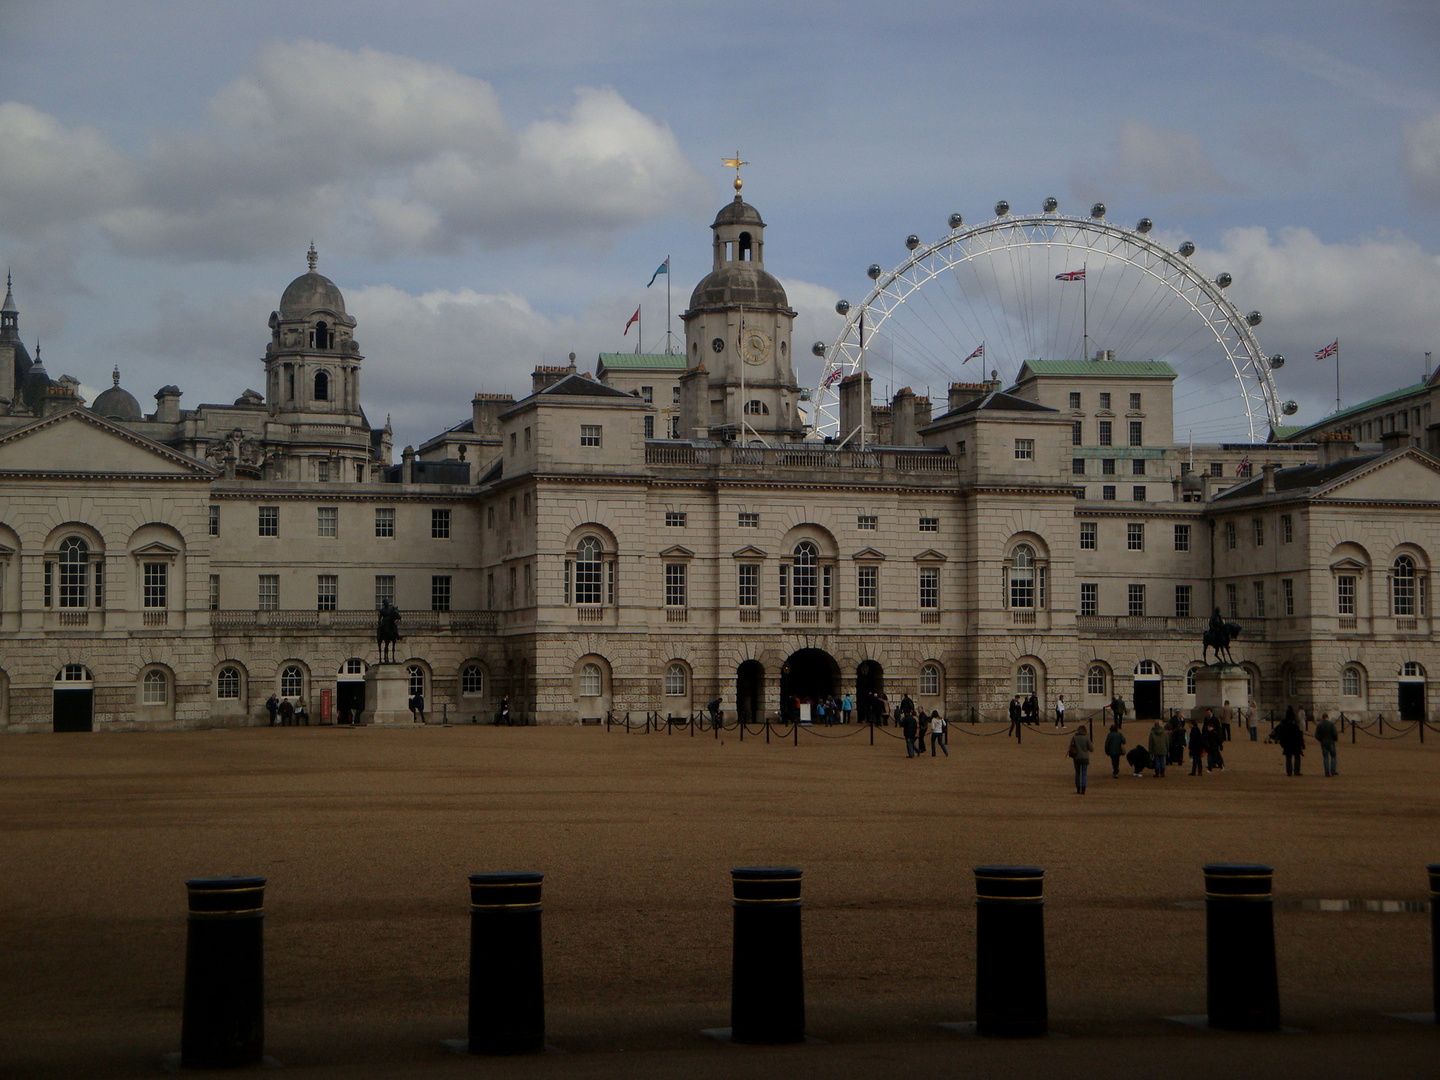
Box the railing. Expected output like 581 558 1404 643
1011 611 1036 625
1396 618 1418 631
211 609 499 633
1074 615 1265 635
642 443 959 474
1338 616 1358 629
666 608 688 623
645 444 707 466
739 609 761 622
895 451 959 472
142 610 169 627
859 610 879 623
793 610 819 624
58 611 90 627
576 606 605 622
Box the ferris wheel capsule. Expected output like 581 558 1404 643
1136 217 1153 233
835 299 850 316
1179 241 1196 258
948 212 963 229
1269 354 1285 369
906 234 920 251
812 342 827 357
1215 272 1233 289
1246 310 1263 326
1090 202 1106 219
994 200 1010 216
1282 400 1299 415
868 264 883 280
1043 196 1058 212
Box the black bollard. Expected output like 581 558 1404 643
1430 864 1440 1022
1204 864 1280 1031
731 867 805 1044
974 866 1046 1037
467 872 545 1054
181 876 266 1069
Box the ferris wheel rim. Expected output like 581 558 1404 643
814 210 1280 442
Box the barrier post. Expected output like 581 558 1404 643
181 876 266 1069
1203 863 1279 1031
974 866 1046 1037
765 719 771 744
467 872 545 1054
731 867 805 1044
794 721 799 746
1430 864 1440 1022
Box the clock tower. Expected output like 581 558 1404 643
680 182 801 442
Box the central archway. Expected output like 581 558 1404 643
736 660 765 724
780 648 841 722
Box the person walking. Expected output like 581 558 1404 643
1168 715 1186 766
1188 720 1206 775
929 710 948 757
409 691 425 724
902 709 920 758
265 693 279 727
1110 694 1126 729
1247 700 1259 741
1054 694 1067 728
842 692 853 725
1314 712 1339 776
1205 716 1225 772
495 694 510 726
1103 722 1126 778
1008 696 1023 737
1023 693 1039 725
1068 726 1093 794
1148 719 1169 778
1276 712 1306 775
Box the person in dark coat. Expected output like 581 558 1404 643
1110 694 1127 728
265 693 279 726
1125 744 1150 777
279 698 294 726
1188 720 1206 775
1168 718 1187 766
1103 723 1126 778
1007 696 1023 736
1023 693 1039 725
1314 712 1339 776
901 710 920 758
1276 714 1306 776
1205 717 1224 772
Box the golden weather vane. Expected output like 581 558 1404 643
722 153 748 193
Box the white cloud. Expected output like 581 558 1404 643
0 103 134 237
1404 113 1440 204
1072 120 1237 202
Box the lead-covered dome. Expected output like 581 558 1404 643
92 366 143 422
280 271 347 319
687 267 791 311
713 196 764 229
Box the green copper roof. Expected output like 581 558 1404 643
1291 381 1429 434
1018 359 1177 378
1268 424 1306 441
596 352 688 371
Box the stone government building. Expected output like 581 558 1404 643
0 193 1436 732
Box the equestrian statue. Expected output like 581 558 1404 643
1202 607 1242 666
376 600 403 663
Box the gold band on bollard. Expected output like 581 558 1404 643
470 902 543 911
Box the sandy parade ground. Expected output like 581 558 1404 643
2 718 1438 1079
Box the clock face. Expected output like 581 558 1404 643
741 327 772 366
711 337 725 353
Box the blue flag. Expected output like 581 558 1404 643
647 258 669 287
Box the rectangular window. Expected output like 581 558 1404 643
1127 523 1144 551
1071 421 1083 446
955 440 966 456
1281 514 1293 543
857 514 877 531
375 507 395 537
208 505 219 537
857 565 878 608
1174 524 1191 552
1080 582 1097 616
1128 583 1146 617
143 562 168 608
258 574 279 611
1072 458 1085 475
1175 584 1192 618
1099 392 1112 411
1226 582 1239 618
317 458 331 483
1102 485 1116 500
738 512 759 528
505 567 515 606
509 496 517 521
918 515 939 532
486 506 495 529
640 386 653 403
1129 392 1142 411
317 506 337 538
1129 421 1143 447
486 572 495 609
524 493 531 517
375 575 395 610
779 563 788 608
258 506 278 537
432 575 452 612
580 424 602 447
665 563 687 607
1102 458 1116 475
43 561 51 608
665 511 688 527
1069 392 1082 410
1132 486 1146 502
1237 461 1253 478
1283 578 1295 616
1131 458 1146 475
1079 522 1097 549
317 574 337 611
1253 580 1266 617
510 433 516 455
1337 575 1355 615
1014 438 1034 460
431 508 451 539
672 386 681 404
1210 462 1224 477
918 567 939 610
1253 518 1264 546
1225 521 1237 550
644 415 654 438
208 574 220 611
523 427 531 450
738 564 759 608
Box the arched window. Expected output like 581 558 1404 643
1016 664 1037 696
313 320 331 349
580 663 602 697
738 231 752 260
1186 665 1201 695
280 665 304 698
1087 665 1108 696
142 669 168 705
1136 659 1160 676
461 665 484 695
792 541 819 607
407 665 426 698
665 663 687 696
1009 545 1035 608
314 370 330 401
1402 661 1426 678
58 536 90 608
919 664 940 696
217 666 241 699
744 400 770 415
1341 667 1362 696
573 536 604 605
1391 555 1418 616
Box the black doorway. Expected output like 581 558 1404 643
1399 681 1426 722
1133 680 1162 721
857 660 885 722
780 649 839 721
736 661 765 724
53 689 94 732
337 680 365 723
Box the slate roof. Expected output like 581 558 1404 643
948 390 1057 415
1213 453 1383 500
539 373 640 399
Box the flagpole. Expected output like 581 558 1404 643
1082 264 1089 362
666 255 673 355
636 305 642 355
1335 339 1341 414
859 311 867 451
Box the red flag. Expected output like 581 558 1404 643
1314 340 1338 361
963 343 984 363
1055 269 1086 281
623 306 640 335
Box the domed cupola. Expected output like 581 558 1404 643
685 195 792 312
92 365 143 423
263 244 364 422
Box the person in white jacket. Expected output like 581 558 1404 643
929 710 948 757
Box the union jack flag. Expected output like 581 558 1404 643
963 343 984 363
820 367 844 389
1315 340 1338 361
1055 269 1086 281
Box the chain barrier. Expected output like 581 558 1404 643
1350 720 1422 741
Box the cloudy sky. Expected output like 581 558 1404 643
3 1 1439 448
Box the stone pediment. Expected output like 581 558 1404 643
0 543 13 558
1329 556 1368 574
658 544 696 558
1315 450 1440 502
913 548 948 562
0 409 216 479
731 545 768 559
131 541 181 558
852 547 887 561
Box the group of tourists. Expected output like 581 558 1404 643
264 694 308 726
894 693 948 758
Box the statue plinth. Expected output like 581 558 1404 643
357 663 413 725
1192 664 1248 723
